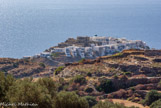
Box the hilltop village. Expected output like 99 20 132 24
33 36 149 59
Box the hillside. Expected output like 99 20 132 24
1 49 161 79
1 49 161 107
52 49 161 107
57 49 161 78
0 57 57 78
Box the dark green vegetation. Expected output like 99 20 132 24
0 72 14 102
39 62 46 68
144 90 161 106
0 72 136 108
84 96 97 107
79 58 86 63
96 79 115 93
0 72 88 108
54 91 89 108
54 66 65 75
72 75 87 85
150 99 161 108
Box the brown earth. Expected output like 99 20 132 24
110 99 149 108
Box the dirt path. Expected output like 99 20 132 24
142 90 161 93
102 99 149 108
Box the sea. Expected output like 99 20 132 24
0 0 161 58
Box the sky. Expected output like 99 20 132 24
1 0 161 5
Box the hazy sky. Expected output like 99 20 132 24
1 0 161 5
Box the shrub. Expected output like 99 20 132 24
150 99 161 108
113 75 118 79
59 77 65 84
54 66 65 75
87 72 92 77
73 75 87 85
37 77 57 98
112 53 123 57
85 87 94 93
13 63 19 68
119 75 128 81
144 90 161 106
54 91 89 108
124 72 132 76
79 58 86 63
7 78 54 108
130 87 135 92
0 72 15 102
157 80 161 88
84 96 97 107
39 62 46 68
96 79 114 93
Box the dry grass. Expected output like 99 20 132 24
104 99 149 108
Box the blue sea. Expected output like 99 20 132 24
0 0 161 58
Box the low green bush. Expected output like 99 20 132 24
87 72 92 77
124 72 132 76
0 72 15 102
112 52 123 57
96 79 115 93
72 75 87 85
144 90 161 106
157 80 161 87
79 58 86 63
54 91 89 108
150 99 161 108
7 78 54 108
84 96 97 107
39 62 46 68
85 87 94 93
54 66 65 75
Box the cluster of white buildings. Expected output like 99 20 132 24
33 36 149 59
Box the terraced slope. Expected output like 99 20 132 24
58 49 161 78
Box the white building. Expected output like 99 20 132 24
77 47 85 58
71 48 78 57
51 48 65 53
37 36 149 58
40 52 51 58
85 47 93 58
65 48 72 57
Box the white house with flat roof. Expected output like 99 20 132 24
51 48 65 53
35 36 149 59
77 47 85 58
40 52 51 58
65 48 72 57
85 47 93 58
